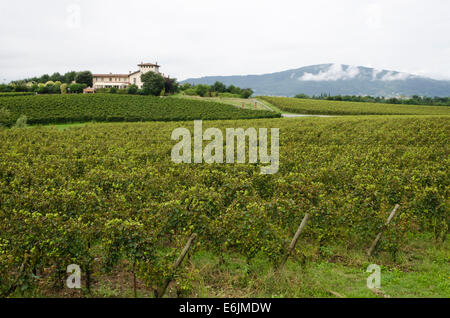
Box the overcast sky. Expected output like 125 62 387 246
1 0 449 83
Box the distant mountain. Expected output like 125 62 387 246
181 64 450 97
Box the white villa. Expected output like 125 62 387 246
92 62 161 90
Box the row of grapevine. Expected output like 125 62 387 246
0 116 448 296
0 92 35 98
0 94 280 126
260 96 450 115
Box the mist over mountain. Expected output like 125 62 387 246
181 64 450 97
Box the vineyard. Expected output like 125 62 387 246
0 92 35 98
0 116 448 297
260 96 450 115
0 94 279 126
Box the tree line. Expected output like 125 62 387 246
1 71 179 96
1 71 94 94
3 72 253 99
11 71 89 86
294 93 450 106
180 81 254 99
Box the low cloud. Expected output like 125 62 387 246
299 64 360 81
380 71 411 81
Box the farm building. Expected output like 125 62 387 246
92 62 161 90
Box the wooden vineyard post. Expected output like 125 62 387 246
133 261 137 298
242 103 244 109
278 213 310 270
367 204 400 257
156 233 197 298
254 102 257 110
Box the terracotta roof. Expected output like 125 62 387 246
129 70 140 76
138 63 160 67
93 74 129 78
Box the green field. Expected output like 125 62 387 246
260 96 450 115
1 115 448 298
0 94 279 126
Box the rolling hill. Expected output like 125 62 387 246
182 64 450 97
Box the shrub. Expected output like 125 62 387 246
13 83 29 92
195 84 209 97
184 88 197 96
127 84 138 95
44 84 61 94
54 84 62 94
95 88 109 94
141 72 165 96
212 81 227 93
69 83 87 94
227 85 242 95
240 88 254 99
37 85 49 94
0 84 14 93
179 83 191 91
